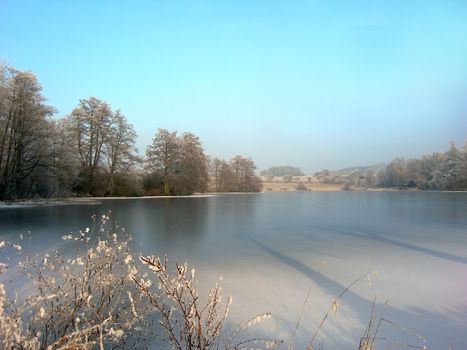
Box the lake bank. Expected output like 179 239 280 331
261 181 467 193
1 186 466 208
262 181 343 192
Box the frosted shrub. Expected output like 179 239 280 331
0 214 147 349
0 281 40 349
135 255 282 350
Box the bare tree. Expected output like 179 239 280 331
217 160 236 192
47 119 80 196
208 157 224 192
0 65 54 198
146 129 208 195
64 97 113 194
383 158 407 188
146 128 178 196
103 111 139 195
230 155 262 192
175 132 208 194
365 169 375 188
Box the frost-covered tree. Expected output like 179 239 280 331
230 155 262 192
376 142 467 191
103 111 139 195
146 129 208 195
64 98 139 195
174 132 208 194
52 120 78 193
146 128 178 195
64 97 113 194
0 65 55 198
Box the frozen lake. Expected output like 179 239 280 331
1 192 466 349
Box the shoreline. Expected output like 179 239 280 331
1 188 466 208
0 193 258 207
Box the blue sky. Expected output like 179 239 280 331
1 1 466 173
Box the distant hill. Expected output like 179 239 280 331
334 163 386 176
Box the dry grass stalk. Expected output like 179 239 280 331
306 272 378 350
288 260 328 350
358 297 384 350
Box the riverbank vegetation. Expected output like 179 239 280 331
0 63 261 200
376 142 467 190
311 142 467 191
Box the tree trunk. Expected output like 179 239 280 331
164 166 169 195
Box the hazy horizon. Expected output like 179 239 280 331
1 1 466 173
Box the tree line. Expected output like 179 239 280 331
313 142 467 191
377 142 467 190
0 64 261 199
